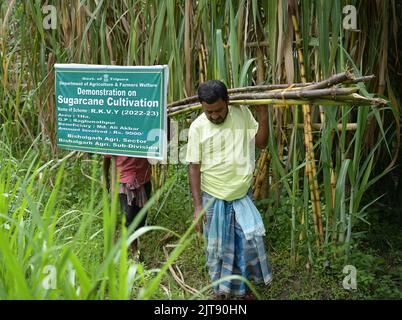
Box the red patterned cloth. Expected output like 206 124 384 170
105 155 151 207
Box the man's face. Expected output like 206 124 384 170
202 98 229 125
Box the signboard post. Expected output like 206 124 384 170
54 64 169 161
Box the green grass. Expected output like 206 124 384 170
140 166 402 300
0 143 187 299
0 140 401 300
1 0 400 265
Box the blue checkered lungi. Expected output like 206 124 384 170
202 190 272 297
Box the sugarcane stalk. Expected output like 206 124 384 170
286 123 358 131
290 4 324 247
253 150 270 199
252 150 264 182
345 75 376 84
253 148 269 197
198 50 204 83
290 95 300 264
184 0 193 97
303 70 354 90
254 46 271 200
329 167 337 234
201 42 208 80
319 106 326 131
226 87 359 101
320 92 337 248
255 159 269 199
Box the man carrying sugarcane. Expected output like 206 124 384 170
186 80 272 300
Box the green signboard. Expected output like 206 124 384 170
55 64 168 160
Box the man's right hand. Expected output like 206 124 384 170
193 205 206 233
189 163 204 233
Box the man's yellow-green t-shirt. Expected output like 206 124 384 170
185 105 258 201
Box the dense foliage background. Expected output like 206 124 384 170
0 0 401 299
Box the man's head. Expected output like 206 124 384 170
197 80 229 125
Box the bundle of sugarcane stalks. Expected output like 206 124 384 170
167 71 387 118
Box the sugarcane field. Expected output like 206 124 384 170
1 0 402 304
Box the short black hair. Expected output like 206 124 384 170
197 80 228 104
